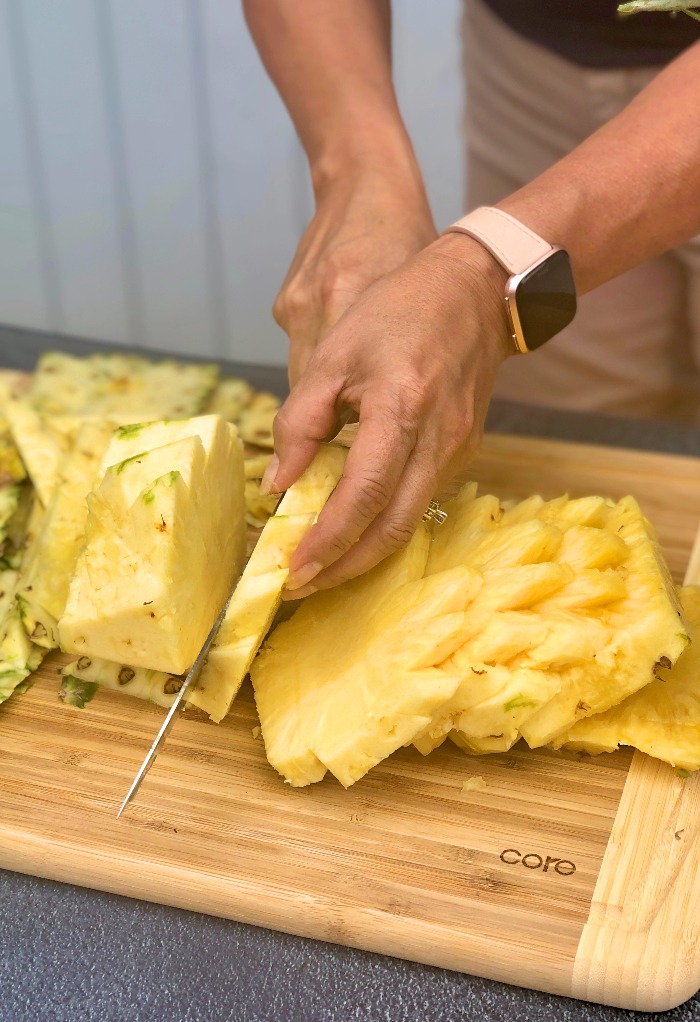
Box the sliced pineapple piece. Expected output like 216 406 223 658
59 416 246 675
556 585 700 771
520 496 688 747
29 351 218 422
205 377 254 422
0 416 26 486
0 393 67 505
244 478 280 529
420 488 687 757
61 655 180 709
15 421 115 649
188 443 347 722
252 525 480 787
236 392 280 449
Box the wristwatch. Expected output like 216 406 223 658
443 207 577 354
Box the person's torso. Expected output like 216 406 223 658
480 0 699 67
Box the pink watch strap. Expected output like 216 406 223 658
444 207 552 275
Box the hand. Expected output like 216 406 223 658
274 165 437 386
262 233 514 597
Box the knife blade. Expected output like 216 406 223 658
116 585 236 818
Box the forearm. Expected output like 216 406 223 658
498 41 700 294
242 0 421 194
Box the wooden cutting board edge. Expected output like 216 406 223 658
571 525 700 1011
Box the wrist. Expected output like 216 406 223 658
428 233 513 362
309 113 425 201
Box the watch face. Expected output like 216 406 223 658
515 249 577 350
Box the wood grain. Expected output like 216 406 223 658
1 434 699 1009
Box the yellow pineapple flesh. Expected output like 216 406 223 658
251 525 480 787
59 415 245 674
415 487 687 756
187 443 347 722
555 585 700 771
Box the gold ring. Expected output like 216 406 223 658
423 499 448 525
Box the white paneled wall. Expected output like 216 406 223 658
0 0 463 366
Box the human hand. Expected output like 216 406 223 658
261 233 514 598
274 165 437 386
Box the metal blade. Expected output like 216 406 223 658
117 590 234 818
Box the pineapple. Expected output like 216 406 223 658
205 377 254 423
59 415 246 675
251 525 479 787
15 421 115 649
414 487 687 756
0 392 67 505
555 585 700 771
236 392 280 449
0 416 26 486
187 443 347 722
61 655 180 709
29 351 219 422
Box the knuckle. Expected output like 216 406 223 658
348 469 392 521
380 516 417 551
278 281 313 328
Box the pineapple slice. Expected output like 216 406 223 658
0 392 67 505
251 525 479 787
15 421 115 649
29 351 218 422
555 585 700 771
187 443 347 722
419 488 687 755
205 377 253 422
236 392 280 449
520 496 688 747
0 416 26 486
59 416 245 675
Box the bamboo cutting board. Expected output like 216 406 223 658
1 434 700 1012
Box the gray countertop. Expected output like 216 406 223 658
2 322 700 1022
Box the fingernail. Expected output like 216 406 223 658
259 454 280 496
285 561 323 591
281 583 317 602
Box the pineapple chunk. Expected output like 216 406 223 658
520 496 688 747
252 525 479 787
29 351 218 422
15 421 115 649
236 392 280 449
205 377 254 422
419 488 687 756
1 393 67 505
59 416 245 675
188 444 347 722
555 585 700 771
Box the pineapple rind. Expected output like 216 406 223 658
29 351 218 422
61 655 179 709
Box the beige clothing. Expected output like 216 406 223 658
463 0 700 423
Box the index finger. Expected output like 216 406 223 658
285 398 418 590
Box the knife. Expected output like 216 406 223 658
116 586 236 818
